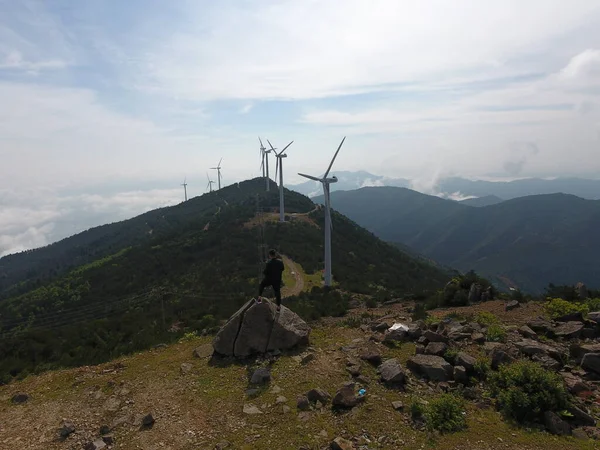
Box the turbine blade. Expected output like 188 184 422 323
218 157 223 167
259 136 264 148
275 158 279 182
324 136 346 178
267 139 276 151
298 172 321 182
280 140 293 155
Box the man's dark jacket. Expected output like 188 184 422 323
263 258 284 284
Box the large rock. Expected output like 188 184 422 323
527 318 554 336
453 366 468 384
560 372 592 394
213 299 310 357
425 342 448 357
571 343 600 364
250 367 271 385
518 325 537 339
581 353 600 375
307 388 331 405
544 411 571 436
407 354 453 381
568 406 597 427
491 347 514 370
456 352 476 373
514 339 563 361
331 437 354 450
588 311 600 324
554 321 584 339
377 359 406 386
505 300 520 311
423 330 448 343
332 382 364 409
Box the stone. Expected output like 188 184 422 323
377 358 406 386
572 428 589 440
59 422 76 438
471 332 486 344
571 343 600 364
276 395 287 404
456 352 476 373
554 321 584 339
407 323 423 340
514 339 563 361
346 365 361 377
423 330 448 343
560 372 592 394
567 405 596 426
556 312 585 322
212 299 310 357
532 354 562 371
582 353 600 375
243 404 263 415
84 440 107 450
359 349 382 366
588 311 600 324
391 400 404 411
518 325 537 339
407 354 453 381
491 347 514 370
102 435 114 445
384 329 407 343
297 395 310 411
142 413 155 427
332 382 363 409
11 393 29 404
371 321 390 332
180 363 193 374
425 342 448 357
415 344 425 354
544 411 571 436
250 367 271 385
331 436 354 450
215 442 231 450
99 425 110 435
505 300 520 311
103 396 121 412
483 341 503 353
193 344 214 358
453 366 468 384
307 388 331 405
527 318 555 336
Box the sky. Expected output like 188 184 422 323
1 0 600 255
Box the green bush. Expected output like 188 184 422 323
424 394 467 433
586 298 600 312
444 348 459 365
410 397 426 419
476 311 500 327
365 297 378 308
545 298 589 319
486 324 507 342
473 356 491 380
489 360 568 423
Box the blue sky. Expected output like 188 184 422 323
1 0 600 254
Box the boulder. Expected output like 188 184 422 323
391 401 404 411
423 330 448 343
518 325 537 339
331 437 354 450
505 300 520 311
588 311 600 324
560 372 592 395
531 354 562 371
377 359 406 386
384 328 407 343
544 411 571 436
371 321 390 332
11 393 29 404
556 312 585 323
213 299 310 357
193 344 213 358
581 353 600 375
491 347 514 370
453 366 468 384
407 354 453 381
514 339 563 361
571 343 600 364
425 342 448 357
407 323 423 340
297 395 310 411
568 405 597 427
332 382 364 409
59 422 76 438
84 440 107 450
527 318 555 336
250 367 271 385
415 344 425 355
359 349 382 366
554 321 584 339
471 332 485 344
307 388 331 405
142 414 155 427
456 352 476 373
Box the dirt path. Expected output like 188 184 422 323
281 255 304 298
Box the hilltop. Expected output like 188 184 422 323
315 187 600 293
0 179 449 382
1 297 599 449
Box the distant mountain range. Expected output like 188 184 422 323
459 195 504 207
290 171 600 201
314 186 600 293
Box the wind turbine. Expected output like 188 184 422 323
259 137 267 179
181 177 188 202
262 141 272 191
210 158 223 190
273 140 294 222
206 173 215 193
298 137 346 287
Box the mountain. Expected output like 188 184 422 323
288 170 410 197
438 176 600 200
460 195 504 207
0 179 449 381
316 187 600 293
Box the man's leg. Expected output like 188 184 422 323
273 283 282 308
258 279 268 298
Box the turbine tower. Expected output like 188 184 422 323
273 140 294 222
259 137 267 179
262 141 272 192
298 137 346 287
181 177 188 202
206 173 215 193
210 158 223 190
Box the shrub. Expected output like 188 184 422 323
444 348 459 365
586 298 600 312
424 394 467 433
473 356 491 380
476 312 500 327
410 397 426 419
545 298 589 319
489 360 568 423
365 297 378 308
486 324 506 342
341 315 363 328
424 315 440 327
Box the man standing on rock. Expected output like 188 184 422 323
258 249 285 310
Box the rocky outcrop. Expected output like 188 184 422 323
407 354 453 381
582 353 600 375
213 299 310 357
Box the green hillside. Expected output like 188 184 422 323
0 179 448 382
318 187 600 293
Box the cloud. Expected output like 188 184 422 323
503 142 540 176
239 104 253 114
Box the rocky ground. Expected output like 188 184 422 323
1 299 599 450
